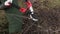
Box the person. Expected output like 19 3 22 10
0 0 38 21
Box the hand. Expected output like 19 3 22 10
4 1 11 6
4 0 13 6
29 13 38 21
25 10 38 21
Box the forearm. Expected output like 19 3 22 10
0 0 27 13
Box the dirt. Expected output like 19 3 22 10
0 10 8 34
22 0 60 34
0 0 60 34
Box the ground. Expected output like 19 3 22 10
0 0 60 34
22 0 60 34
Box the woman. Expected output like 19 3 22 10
0 0 38 34
0 0 38 21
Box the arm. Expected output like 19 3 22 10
24 0 38 21
0 0 38 21
12 0 38 21
0 0 26 12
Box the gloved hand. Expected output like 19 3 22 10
19 7 38 21
25 10 38 21
24 0 38 21
0 0 12 10
29 12 38 21
30 13 38 21
4 1 12 7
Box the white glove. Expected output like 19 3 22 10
4 0 13 6
29 6 38 21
